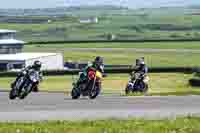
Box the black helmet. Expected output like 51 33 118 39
33 60 42 70
94 56 103 66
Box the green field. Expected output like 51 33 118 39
27 41 200 49
0 117 200 133
24 43 200 67
1 73 200 95
1 6 200 41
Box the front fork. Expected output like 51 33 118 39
22 80 35 93
128 80 136 89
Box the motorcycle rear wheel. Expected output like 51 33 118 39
143 84 149 96
71 87 81 99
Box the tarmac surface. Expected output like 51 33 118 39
0 92 200 122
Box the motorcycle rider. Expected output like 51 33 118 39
11 60 43 92
74 56 104 89
131 57 149 84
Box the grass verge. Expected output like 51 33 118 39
0 117 200 133
1 73 200 95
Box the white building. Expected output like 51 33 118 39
0 29 25 54
0 53 64 71
79 17 98 24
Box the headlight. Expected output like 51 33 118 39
22 71 27 75
29 75 35 81
33 79 37 82
30 74 38 82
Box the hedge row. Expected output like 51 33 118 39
0 67 198 77
27 38 200 45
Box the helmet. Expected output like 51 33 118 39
94 56 103 66
140 57 145 65
140 61 145 65
33 60 42 70
136 58 145 65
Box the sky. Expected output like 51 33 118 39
1 0 200 9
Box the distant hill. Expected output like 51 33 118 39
187 5 200 9
66 5 128 10
0 5 199 16
0 5 129 16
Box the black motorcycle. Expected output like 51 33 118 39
9 70 40 100
125 73 148 95
71 68 102 99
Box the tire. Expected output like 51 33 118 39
137 81 149 95
89 81 100 99
125 84 132 95
143 84 149 96
19 83 32 100
19 91 28 99
71 87 81 99
32 85 39 93
89 86 100 99
9 88 17 100
125 81 135 95
137 81 145 92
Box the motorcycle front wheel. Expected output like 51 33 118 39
89 87 100 99
19 83 32 99
125 83 133 95
9 88 17 100
88 81 100 99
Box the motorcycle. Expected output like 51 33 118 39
71 68 103 99
125 72 149 95
9 69 40 100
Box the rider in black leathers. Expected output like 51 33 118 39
11 60 43 92
131 57 148 81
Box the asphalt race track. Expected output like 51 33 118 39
0 92 200 122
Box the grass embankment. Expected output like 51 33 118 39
61 51 200 67
28 41 200 49
1 73 200 95
24 44 200 67
0 117 200 133
24 41 200 67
